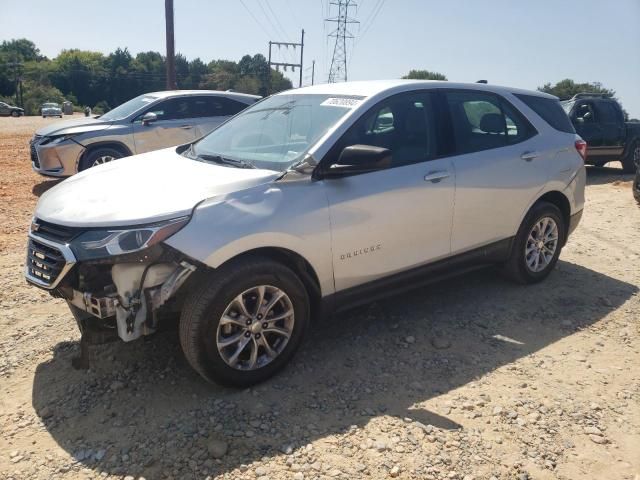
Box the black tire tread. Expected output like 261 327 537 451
79 147 123 172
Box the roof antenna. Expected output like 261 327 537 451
476 79 488 84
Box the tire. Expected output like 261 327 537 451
11 110 20 117
79 147 123 171
633 170 640 205
180 257 310 387
502 202 566 284
622 141 640 174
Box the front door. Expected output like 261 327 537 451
321 91 455 292
132 97 198 153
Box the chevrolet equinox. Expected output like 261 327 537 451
25 81 586 386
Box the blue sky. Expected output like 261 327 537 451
2 0 639 117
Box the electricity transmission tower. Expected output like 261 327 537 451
326 0 358 83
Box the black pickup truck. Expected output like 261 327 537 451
561 94 640 173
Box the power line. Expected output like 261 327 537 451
356 0 386 44
238 0 273 38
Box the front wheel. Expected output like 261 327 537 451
78 147 123 172
622 141 640 174
11 110 20 117
502 202 566 284
179 257 310 387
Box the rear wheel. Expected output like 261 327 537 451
502 202 565 284
79 147 123 172
179 257 310 387
622 141 640 173
11 110 20 117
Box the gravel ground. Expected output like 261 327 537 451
0 116 638 480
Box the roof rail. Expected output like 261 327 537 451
571 92 611 100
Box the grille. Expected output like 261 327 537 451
30 136 41 168
32 218 80 243
26 238 67 287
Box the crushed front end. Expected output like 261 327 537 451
25 217 196 344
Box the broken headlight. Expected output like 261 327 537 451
71 217 189 261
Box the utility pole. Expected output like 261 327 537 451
326 0 358 83
311 60 315 85
165 0 177 90
267 29 305 90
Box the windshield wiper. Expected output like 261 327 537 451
197 153 256 169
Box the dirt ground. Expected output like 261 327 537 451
0 116 638 480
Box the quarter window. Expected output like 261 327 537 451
445 91 534 154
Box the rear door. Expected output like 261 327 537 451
593 100 625 155
192 96 249 138
132 97 198 153
444 90 547 254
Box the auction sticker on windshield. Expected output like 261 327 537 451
321 97 362 108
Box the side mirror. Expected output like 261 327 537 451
141 112 158 126
322 144 391 179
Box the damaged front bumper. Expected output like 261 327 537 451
67 260 195 341
26 232 196 342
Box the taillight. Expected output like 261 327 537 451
575 139 587 162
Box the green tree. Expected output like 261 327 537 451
538 79 615 100
539 79 628 120
402 70 447 81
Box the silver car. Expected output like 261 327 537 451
25 80 586 386
29 90 260 177
41 102 63 118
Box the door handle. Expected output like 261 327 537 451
423 171 450 183
521 151 541 161
180 125 193 129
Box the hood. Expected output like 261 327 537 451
35 148 280 228
35 117 111 137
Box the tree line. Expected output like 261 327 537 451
0 39 293 115
1 39 631 120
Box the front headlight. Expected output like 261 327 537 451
71 217 189 260
41 134 76 145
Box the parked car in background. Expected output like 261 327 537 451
41 102 63 118
561 93 640 172
25 80 585 386
29 90 260 177
0 101 24 117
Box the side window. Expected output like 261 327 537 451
138 97 192 121
445 91 532 154
594 101 621 123
573 102 596 123
335 92 438 168
189 97 249 118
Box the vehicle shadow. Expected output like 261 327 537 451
586 164 635 186
32 179 63 197
32 261 637 478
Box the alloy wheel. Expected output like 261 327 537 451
216 285 295 371
525 217 559 273
92 155 115 167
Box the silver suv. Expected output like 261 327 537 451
29 90 260 177
25 81 586 386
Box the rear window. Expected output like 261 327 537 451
515 94 575 134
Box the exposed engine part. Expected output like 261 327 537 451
68 260 196 343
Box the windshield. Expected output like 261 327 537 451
100 94 158 121
191 94 363 172
42 103 59 108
